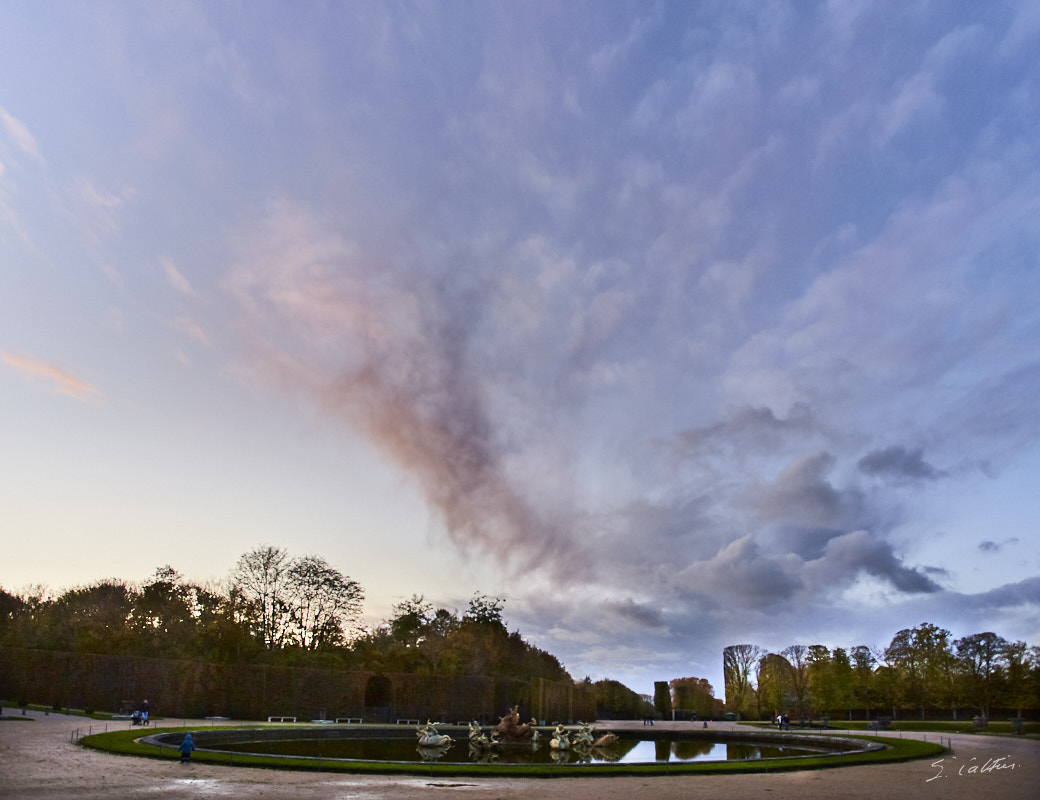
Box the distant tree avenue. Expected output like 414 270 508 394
724 623 1040 721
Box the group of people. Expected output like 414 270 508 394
776 713 791 730
127 696 196 763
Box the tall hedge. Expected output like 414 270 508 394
0 647 594 722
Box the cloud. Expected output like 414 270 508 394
810 529 942 594
171 316 210 347
67 177 135 246
227 201 580 576
750 451 847 531
208 3 1040 690
858 445 944 482
161 257 198 297
0 105 40 159
970 576 1040 609
0 351 100 400
978 537 1019 554
679 536 804 607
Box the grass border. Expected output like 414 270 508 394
79 726 944 778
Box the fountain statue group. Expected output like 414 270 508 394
550 721 619 750
417 707 618 762
464 706 618 762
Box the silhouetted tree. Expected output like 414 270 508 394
230 545 292 650
285 555 364 649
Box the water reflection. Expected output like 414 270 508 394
216 733 824 765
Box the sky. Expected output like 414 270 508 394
2 1 1039 697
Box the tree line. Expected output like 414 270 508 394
723 622 1040 721
0 545 570 684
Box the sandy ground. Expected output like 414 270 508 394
1 711 1036 799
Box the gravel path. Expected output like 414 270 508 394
1 712 1036 799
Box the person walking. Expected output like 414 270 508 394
178 733 195 763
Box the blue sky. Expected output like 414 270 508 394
2 1 1038 696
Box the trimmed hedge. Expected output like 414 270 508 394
0 648 594 722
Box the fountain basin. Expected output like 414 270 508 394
143 725 883 767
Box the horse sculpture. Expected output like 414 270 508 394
549 723 570 750
495 705 537 742
416 721 453 748
468 721 497 749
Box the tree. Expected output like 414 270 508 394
131 565 197 656
388 594 434 646
46 580 136 654
463 592 506 628
230 545 292 650
830 647 855 718
653 681 671 718
0 587 26 636
285 555 364 649
781 645 811 718
723 643 763 718
755 653 792 719
671 676 715 718
849 645 877 716
1003 641 1037 718
884 623 954 717
806 645 835 716
955 632 1009 718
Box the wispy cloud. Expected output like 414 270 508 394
0 105 41 160
68 177 135 246
0 351 100 400
161 256 198 298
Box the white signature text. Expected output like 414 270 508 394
927 755 1018 782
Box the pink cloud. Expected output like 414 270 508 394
0 351 100 400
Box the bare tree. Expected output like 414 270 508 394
285 555 364 649
230 545 291 650
230 546 365 651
